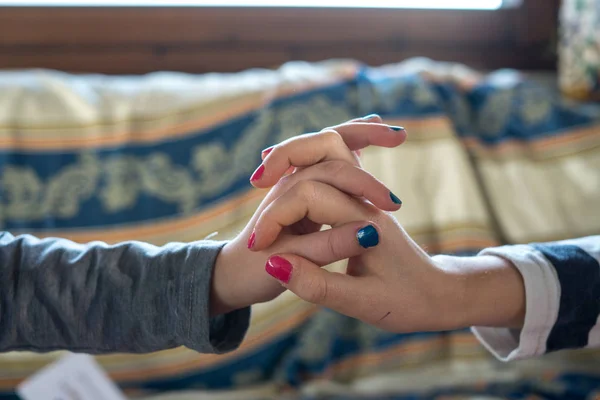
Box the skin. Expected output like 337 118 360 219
249 178 525 332
210 115 407 315
213 115 526 332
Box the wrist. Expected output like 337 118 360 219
433 254 526 330
210 242 243 316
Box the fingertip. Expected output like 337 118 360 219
250 164 279 188
247 231 256 250
265 255 293 284
390 191 403 206
248 232 266 252
356 223 380 249
390 127 408 146
375 191 402 211
250 164 265 183
381 126 407 146
361 114 382 123
261 146 274 160
359 124 407 149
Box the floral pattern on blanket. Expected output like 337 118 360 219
0 59 599 399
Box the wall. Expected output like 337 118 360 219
0 0 559 74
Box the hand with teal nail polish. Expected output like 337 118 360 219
249 177 470 334
244 143 483 335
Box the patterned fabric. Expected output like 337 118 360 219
0 59 598 399
559 0 600 100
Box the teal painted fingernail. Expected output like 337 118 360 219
357 225 379 249
390 192 402 205
362 113 379 120
389 126 405 132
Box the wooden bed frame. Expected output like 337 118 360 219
0 0 559 74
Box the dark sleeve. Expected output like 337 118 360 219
473 236 600 360
530 237 600 353
0 232 250 354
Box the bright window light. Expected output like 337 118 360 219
0 0 504 9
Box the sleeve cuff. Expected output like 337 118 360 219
471 245 560 361
208 307 252 354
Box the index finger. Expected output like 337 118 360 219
261 114 384 161
335 122 407 151
250 180 371 251
269 253 377 322
253 123 406 187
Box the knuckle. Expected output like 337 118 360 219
292 180 317 201
317 160 346 176
362 201 383 220
259 205 278 227
301 274 329 305
326 232 344 261
276 173 295 191
321 129 344 147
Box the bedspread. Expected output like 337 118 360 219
0 58 598 399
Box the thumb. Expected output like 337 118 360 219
265 254 365 319
286 222 381 266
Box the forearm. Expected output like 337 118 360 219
439 236 600 361
0 232 249 354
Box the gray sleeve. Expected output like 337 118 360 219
0 232 251 354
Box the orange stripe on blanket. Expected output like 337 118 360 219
463 124 600 160
19 189 266 244
0 74 356 151
319 332 482 379
385 116 454 132
0 97 259 150
409 223 500 253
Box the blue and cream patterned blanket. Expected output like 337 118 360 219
0 59 598 399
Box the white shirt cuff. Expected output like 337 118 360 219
471 245 560 361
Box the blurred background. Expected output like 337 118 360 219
0 0 599 399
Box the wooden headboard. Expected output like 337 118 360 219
0 0 559 74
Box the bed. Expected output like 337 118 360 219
0 58 598 399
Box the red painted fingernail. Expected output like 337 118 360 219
265 256 293 284
250 164 265 182
247 231 256 249
262 147 274 158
